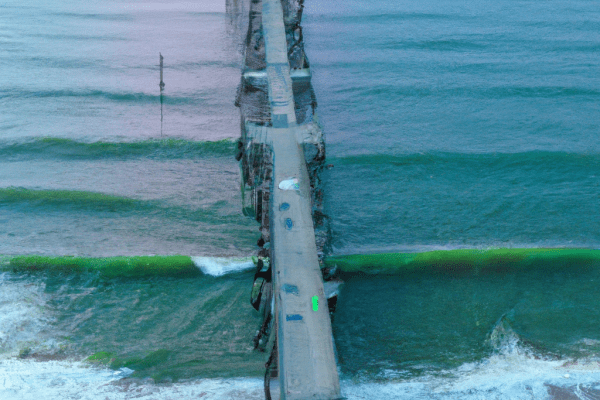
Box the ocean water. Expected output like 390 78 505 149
1 0 600 398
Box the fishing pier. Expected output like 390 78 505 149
234 0 341 398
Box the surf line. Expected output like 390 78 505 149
1 255 257 278
324 248 600 275
4 248 598 279
231 0 341 398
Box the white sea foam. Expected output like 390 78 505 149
340 331 600 400
3 355 600 400
191 257 255 276
0 272 59 357
340 354 600 400
0 359 264 400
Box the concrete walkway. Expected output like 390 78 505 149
261 0 341 398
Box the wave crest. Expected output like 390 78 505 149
0 138 235 160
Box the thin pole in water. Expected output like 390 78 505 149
159 53 165 137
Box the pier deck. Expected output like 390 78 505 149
260 0 341 398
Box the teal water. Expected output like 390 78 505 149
324 151 600 253
303 0 600 254
334 260 600 378
1 0 600 398
30 270 265 379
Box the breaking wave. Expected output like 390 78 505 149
0 137 236 160
325 248 600 275
1 255 255 278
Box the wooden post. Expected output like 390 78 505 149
159 53 165 136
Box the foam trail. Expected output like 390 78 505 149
339 357 600 400
191 256 255 276
0 360 264 400
340 317 600 399
0 272 57 356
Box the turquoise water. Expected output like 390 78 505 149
1 0 600 398
333 257 600 377
303 0 600 254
